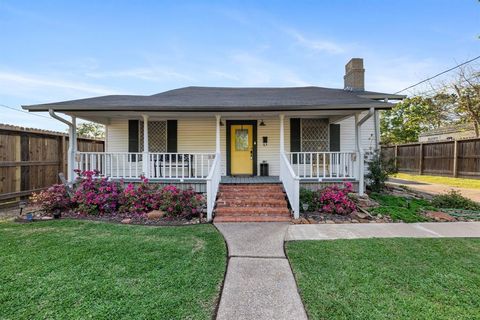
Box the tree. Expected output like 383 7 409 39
451 67 480 137
380 96 447 144
76 122 105 139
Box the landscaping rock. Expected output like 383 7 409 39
353 211 368 219
307 218 317 224
147 210 165 220
40 216 53 220
121 218 132 224
424 211 456 222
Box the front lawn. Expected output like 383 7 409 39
393 172 480 190
0 220 226 319
287 238 480 320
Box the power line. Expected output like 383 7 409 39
394 55 480 94
0 104 56 120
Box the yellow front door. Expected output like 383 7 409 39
230 124 253 175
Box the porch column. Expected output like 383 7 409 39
68 116 77 182
215 115 221 154
279 114 285 154
142 114 150 178
355 113 365 195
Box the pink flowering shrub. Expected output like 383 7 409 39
73 170 122 215
312 183 357 215
157 185 205 218
31 184 73 213
33 170 205 219
118 177 161 215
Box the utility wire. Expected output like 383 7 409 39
394 55 480 94
0 103 56 120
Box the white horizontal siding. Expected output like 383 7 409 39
177 118 227 175
338 112 376 153
106 119 128 152
257 117 290 176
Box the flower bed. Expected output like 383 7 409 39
30 170 206 225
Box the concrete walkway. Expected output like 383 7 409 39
215 223 308 320
286 222 480 241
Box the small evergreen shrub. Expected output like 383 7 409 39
432 190 480 211
299 188 315 212
366 152 396 193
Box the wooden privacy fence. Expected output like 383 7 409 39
381 137 480 178
0 124 104 204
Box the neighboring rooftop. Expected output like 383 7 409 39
23 86 404 112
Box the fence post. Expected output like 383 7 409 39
418 143 423 175
453 140 458 177
14 135 21 202
394 145 399 171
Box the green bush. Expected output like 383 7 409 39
366 152 396 193
432 190 480 210
299 188 315 212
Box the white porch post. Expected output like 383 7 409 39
279 114 285 182
355 113 365 195
142 114 150 178
68 116 77 182
279 114 285 153
374 109 380 150
215 115 221 154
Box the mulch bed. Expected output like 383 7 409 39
13 208 206 226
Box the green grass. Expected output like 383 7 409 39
287 238 480 320
393 172 480 190
0 220 226 319
369 193 433 222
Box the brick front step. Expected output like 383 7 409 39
216 201 287 208
214 215 291 222
217 192 286 200
214 183 291 223
216 206 290 215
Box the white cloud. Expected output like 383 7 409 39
285 29 346 55
0 71 119 101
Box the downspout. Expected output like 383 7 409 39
49 109 77 182
355 107 375 195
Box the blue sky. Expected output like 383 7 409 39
0 0 479 131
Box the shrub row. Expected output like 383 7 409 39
32 170 205 218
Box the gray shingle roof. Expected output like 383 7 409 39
23 86 402 112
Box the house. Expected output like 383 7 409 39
23 58 404 222
419 123 477 142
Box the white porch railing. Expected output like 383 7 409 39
280 152 300 219
75 152 216 180
206 152 221 221
285 152 357 179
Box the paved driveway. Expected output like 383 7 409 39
388 178 480 202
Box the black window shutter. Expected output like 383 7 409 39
167 120 177 152
290 118 301 164
329 124 341 151
128 120 139 152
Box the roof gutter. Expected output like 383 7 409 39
49 109 77 182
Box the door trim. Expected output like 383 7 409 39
226 120 257 176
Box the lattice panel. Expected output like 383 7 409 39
301 119 329 152
139 121 167 152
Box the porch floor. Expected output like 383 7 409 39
221 176 281 184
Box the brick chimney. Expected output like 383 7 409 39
344 58 365 91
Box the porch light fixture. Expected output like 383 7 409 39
220 120 224 126
259 120 266 126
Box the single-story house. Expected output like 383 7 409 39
23 58 404 222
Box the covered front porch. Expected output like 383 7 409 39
65 110 378 221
